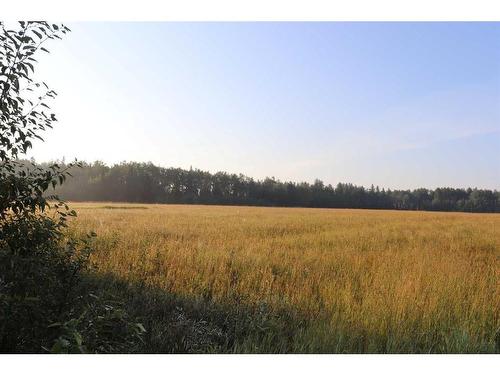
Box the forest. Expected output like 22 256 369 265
35 160 500 213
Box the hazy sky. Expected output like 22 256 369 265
28 22 500 189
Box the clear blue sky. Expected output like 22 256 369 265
29 22 500 189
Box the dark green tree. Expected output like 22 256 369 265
50 160 500 213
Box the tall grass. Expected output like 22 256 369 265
69 203 499 353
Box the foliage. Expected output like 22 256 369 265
46 292 146 354
49 160 499 213
0 21 144 353
0 22 69 161
0 214 92 352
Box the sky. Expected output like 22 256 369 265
27 22 500 190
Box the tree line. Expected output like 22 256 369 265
36 160 499 213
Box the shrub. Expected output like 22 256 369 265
0 21 145 353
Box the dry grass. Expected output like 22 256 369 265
69 202 499 353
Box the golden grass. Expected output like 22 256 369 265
69 202 500 353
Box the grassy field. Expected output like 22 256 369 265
68 202 499 353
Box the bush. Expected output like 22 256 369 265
0 197 146 353
0 211 91 352
0 21 145 353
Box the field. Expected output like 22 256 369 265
68 202 500 353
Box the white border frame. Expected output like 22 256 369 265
2 0 500 21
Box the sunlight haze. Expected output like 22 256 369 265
28 22 500 189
